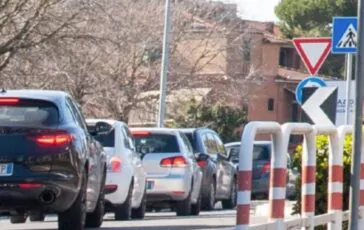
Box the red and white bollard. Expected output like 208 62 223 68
359 129 364 229
236 121 282 230
328 125 352 230
281 123 316 230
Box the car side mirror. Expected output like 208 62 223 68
195 152 209 161
94 121 112 135
137 152 146 160
217 152 227 160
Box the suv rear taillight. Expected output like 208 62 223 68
131 131 151 137
108 157 122 173
0 98 20 105
30 131 75 147
18 183 44 189
197 160 207 168
262 162 270 174
160 156 188 167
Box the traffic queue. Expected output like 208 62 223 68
0 89 283 230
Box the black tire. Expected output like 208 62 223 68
115 181 133 221
202 178 215 211
58 171 87 230
222 178 237 209
132 186 147 219
29 212 44 222
11 215 27 224
191 190 201 215
85 169 106 228
176 189 192 216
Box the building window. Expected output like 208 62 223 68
279 47 300 69
242 38 251 62
267 98 274 111
291 101 298 122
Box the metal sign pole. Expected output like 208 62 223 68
157 0 172 128
349 0 364 229
345 53 353 125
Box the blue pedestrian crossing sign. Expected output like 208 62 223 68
295 76 327 105
332 17 358 53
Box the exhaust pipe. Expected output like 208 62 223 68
39 190 56 205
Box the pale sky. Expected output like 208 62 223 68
221 0 281 22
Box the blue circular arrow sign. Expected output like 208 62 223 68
295 76 327 104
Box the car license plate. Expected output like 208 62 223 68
0 163 13 176
146 181 154 190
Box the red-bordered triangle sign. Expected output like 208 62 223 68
292 38 332 75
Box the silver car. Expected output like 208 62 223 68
130 128 203 216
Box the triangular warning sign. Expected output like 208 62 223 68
293 38 332 75
336 24 357 48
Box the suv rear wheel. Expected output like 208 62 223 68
132 185 147 219
85 169 106 228
115 181 133 221
58 171 87 230
202 179 215 211
191 190 201 215
30 211 44 222
10 214 27 224
222 178 237 209
176 189 192 216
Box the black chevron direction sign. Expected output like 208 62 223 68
301 87 338 126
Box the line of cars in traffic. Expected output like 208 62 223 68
0 90 294 230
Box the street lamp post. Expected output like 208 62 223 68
157 0 172 128
349 0 364 229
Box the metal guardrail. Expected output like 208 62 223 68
236 122 357 230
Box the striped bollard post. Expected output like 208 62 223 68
236 122 282 230
236 123 255 230
268 163 286 228
280 123 316 230
301 135 316 230
359 130 364 229
327 126 352 230
314 125 338 230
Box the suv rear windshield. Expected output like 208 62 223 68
184 132 198 152
87 125 115 147
133 133 179 154
0 99 59 126
228 144 271 162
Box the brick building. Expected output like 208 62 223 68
128 2 312 128
246 30 308 124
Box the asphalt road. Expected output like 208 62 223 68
1 201 297 230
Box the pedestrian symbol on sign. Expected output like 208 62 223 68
336 24 357 48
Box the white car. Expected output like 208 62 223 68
86 119 147 220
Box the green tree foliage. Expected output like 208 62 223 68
275 0 356 78
170 100 247 142
291 135 352 229
275 0 357 38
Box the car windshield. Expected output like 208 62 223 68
87 124 115 147
133 133 180 154
0 99 59 126
228 144 271 163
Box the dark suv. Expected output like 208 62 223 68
179 128 237 210
225 141 294 198
0 90 107 230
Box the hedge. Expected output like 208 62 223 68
291 135 352 229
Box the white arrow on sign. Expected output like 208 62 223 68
301 87 336 126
